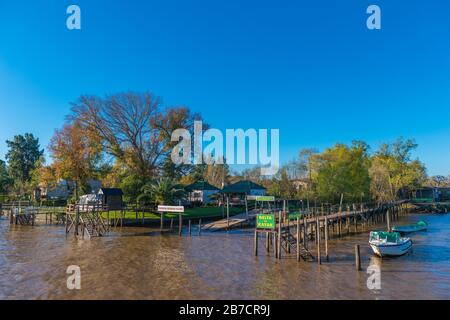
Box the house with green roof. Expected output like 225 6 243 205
220 180 266 204
184 181 220 204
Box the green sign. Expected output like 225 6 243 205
255 196 275 202
256 214 275 229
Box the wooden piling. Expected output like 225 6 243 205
274 232 278 258
355 244 361 271
75 206 80 237
386 209 391 232
178 213 182 236
316 218 321 265
198 219 202 236
188 219 191 236
254 230 258 256
324 216 329 261
303 217 307 249
226 196 230 229
277 211 282 259
296 217 300 262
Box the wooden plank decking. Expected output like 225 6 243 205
202 211 256 231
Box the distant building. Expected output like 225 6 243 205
437 188 450 202
185 181 220 205
98 188 123 210
39 179 72 200
220 180 267 204
88 179 102 194
38 179 102 201
292 178 309 191
411 187 439 203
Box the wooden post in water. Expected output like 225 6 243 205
266 232 270 253
64 211 68 233
296 217 300 262
198 219 202 236
170 218 174 230
188 219 191 236
178 213 182 236
75 205 80 237
324 216 329 261
226 195 230 229
316 218 321 264
355 244 361 271
386 209 391 232
160 212 164 233
303 217 307 249
245 195 249 220
346 216 350 234
277 211 282 259
274 232 278 258
254 230 258 256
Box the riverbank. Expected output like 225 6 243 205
104 206 245 227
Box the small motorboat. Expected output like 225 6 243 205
369 231 412 257
392 221 428 234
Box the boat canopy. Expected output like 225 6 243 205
370 231 401 243
416 221 427 227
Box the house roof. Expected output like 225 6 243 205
185 181 220 192
220 180 266 194
99 188 124 196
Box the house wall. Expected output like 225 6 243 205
189 190 219 204
42 185 70 200
202 190 220 204
105 195 123 210
188 191 203 203
249 189 266 196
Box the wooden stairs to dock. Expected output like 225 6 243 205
65 205 109 239
280 229 314 261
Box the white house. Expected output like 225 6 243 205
185 181 220 205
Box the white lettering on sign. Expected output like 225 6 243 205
157 205 185 213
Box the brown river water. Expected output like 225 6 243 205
1 213 449 300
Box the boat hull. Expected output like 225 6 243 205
392 226 427 234
369 239 412 257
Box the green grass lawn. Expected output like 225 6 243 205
101 206 244 221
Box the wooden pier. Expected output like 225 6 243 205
202 210 256 231
254 200 408 263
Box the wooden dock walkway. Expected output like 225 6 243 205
255 200 409 263
202 210 257 231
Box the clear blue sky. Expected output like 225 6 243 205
0 0 449 175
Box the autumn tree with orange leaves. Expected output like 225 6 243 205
49 121 103 199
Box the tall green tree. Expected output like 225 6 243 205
369 138 426 202
0 160 12 193
314 141 371 203
5 133 44 185
267 168 297 199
